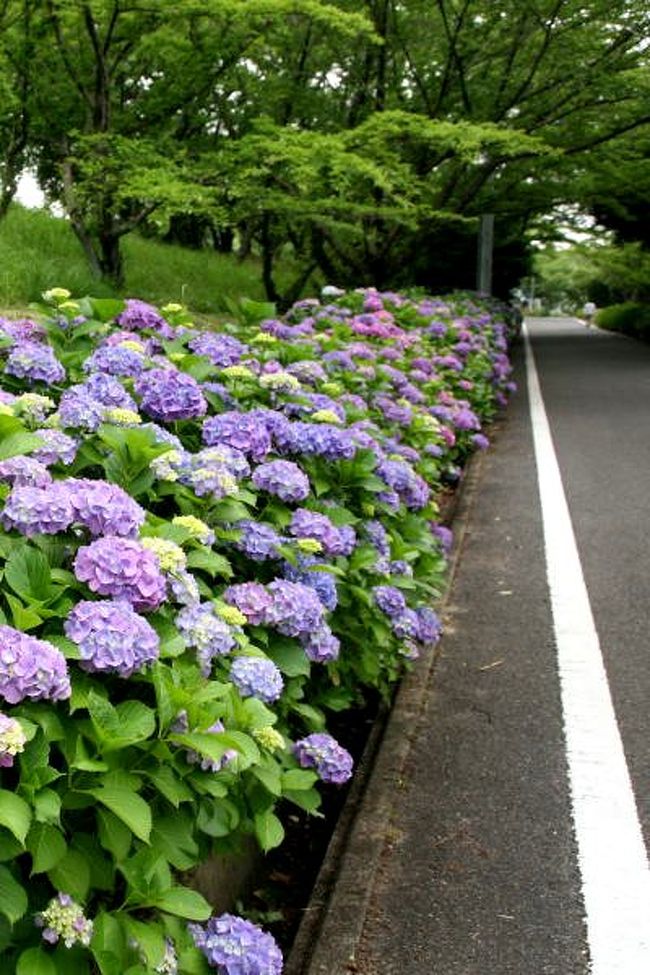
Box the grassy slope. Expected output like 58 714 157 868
0 204 303 315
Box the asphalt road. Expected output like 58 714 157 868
305 317 650 975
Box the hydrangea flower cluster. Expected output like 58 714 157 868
202 411 272 461
289 508 356 557
230 656 284 703
36 893 94 949
0 626 70 703
74 536 167 611
1 483 73 535
32 428 78 466
135 368 207 422
0 711 27 766
176 602 237 675
189 914 283 975
0 454 52 488
5 341 66 384
251 459 310 503
65 600 160 676
293 733 354 784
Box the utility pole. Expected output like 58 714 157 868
476 214 495 295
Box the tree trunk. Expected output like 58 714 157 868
98 230 124 287
260 214 281 306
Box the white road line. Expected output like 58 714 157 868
524 322 650 974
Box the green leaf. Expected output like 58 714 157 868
27 822 67 874
0 830 23 861
196 798 240 838
282 769 318 791
0 865 28 924
88 783 152 843
112 700 156 745
0 789 31 844
90 297 126 322
251 764 282 796
152 887 212 921
146 767 193 808
97 809 132 862
266 638 310 676
4 544 51 601
16 947 57 975
254 810 285 852
5 592 43 630
0 431 46 461
33 788 61 825
48 848 91 901
122 918 166 969
186 550 233 578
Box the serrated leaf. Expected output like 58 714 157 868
282 769 318 791
0 865 28 924
0 789 31 844
4 544 51 601
266 638 310 676
0 431 46 461
97 808 133 862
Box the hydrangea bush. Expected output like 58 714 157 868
0 286 515 973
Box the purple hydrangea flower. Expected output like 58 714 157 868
391 607 420 640
373 585 407 618
81 373 137 409
252 460 310 503
202 412 271 461
453 406 481 431
234 521 282 562
0 626 70 703
176 603 237 675
275 421 355 461
5 341 65 384
135 369 207 422
376 459 430 510
0 317 47 343
83 344 145 377
32 429 77 466
293 733 353 785
189 914 283 975
1 484 73 535
430 523 453 555
230 656 284 703
189 332 249 367
363 519 391 557
0 455 52 488
73 536 167 611
415 606 443 646
58 389 105 431
64 478 145 537
223 583 274 626
266 579 325 637
301 624 340 663
289 509 355 557
116 299 171 334
64 600 159 676
282 557 338 611
471 433 490 450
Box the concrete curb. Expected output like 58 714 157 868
286 444 489 975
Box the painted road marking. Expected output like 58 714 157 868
524 322 650 974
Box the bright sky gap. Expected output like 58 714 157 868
524 321 650 974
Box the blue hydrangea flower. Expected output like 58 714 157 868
282 557 338 611
0 626 70 703
275 421 355 461
83 344 145 377
234 521 283 562
289 509 355 557
293 733 353 785
252 460 310 503
81 373 137 409
230 656 284 703
373 585 407 618
223 583 274 626
65 599 160 676
5 341 65 384
0 455 52 489
32 429 77 466
189 914 283 975
116 298 172 334
189 332 249 366
301 624 340 663
58 389 105 431
176 603 237 675
415 606 443 646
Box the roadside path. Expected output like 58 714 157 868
298 317 650 974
